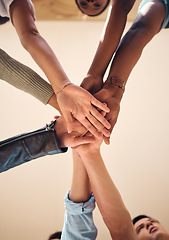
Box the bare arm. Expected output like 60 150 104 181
60 150 97 240
81 0 136 91
10 0 70 91
75 140 137 240
9 0 111 138
69 150 92 203
86 0 166 144
106 0 166 84
80 0 135 143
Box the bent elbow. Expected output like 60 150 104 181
19 29 40 51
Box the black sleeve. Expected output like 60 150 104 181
0 121 67 173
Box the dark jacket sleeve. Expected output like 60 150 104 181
0 121 67 173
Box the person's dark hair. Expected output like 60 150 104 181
48 231 62 240
0 16 9 25
75 0 111 17
132 215 150 225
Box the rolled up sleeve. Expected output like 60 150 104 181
61 190 97 240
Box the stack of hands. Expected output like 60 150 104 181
55 75 124 149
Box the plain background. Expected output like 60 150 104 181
0 19 169 240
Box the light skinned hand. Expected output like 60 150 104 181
73 131 103 158
53 115 95 148
72 110 106 155
57 83 111 139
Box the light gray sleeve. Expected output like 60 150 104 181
61 190 98 240
0 48 54 105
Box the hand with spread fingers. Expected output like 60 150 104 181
57 83 111 139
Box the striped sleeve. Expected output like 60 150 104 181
0 49 54 105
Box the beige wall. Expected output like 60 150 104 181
0 20 169 240
32 0 142 22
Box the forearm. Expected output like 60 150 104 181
106 1 166 93
80 150 136 239
87 0 135 79
10 0 70 94
92 3 166 143
19 33 70 92
69 150 92 203
106 29 152 88
61 148 97 240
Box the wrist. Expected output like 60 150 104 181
78 147 100 159
57 82 72 96
103 76 125 101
